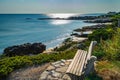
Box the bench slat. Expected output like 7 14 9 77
72 50 85 74
66 50 81 73
66 50 82 73
77 51 87 76
66 50 87 76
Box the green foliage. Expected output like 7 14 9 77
90 14 120 60
111 14 120 20
111 14 120 27
96 61 120 72
88 28 114 42
0 56 33 79
0 54 6 59
92 28 120 61
85 72 102 80
111 61 120 71
102 28 120 60
63 38 71 43
0 47 77 79
92 44 105 60
54 42 77 51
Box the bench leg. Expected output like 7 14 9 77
85 56 97 76
79 75 85 80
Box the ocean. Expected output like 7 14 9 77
0 14 98 54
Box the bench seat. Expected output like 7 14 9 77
66 41 97 80
66 50 87 76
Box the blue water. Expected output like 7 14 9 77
0 14 95 54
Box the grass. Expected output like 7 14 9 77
85 60 120 80
85 72 102 80
94 61 120 80
96 61 120 72
0 41 78 80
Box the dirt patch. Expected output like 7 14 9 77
8 63 50 80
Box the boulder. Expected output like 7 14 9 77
3 43 46 57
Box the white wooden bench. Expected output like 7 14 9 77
66 41 97 80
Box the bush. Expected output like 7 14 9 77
88 28 113 42
92 44 105 60
111 14 120 27
92 28 120 61
102 28 120 60
0 48 77 80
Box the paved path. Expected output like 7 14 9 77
39 59 72 80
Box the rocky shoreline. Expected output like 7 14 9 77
3 43 46 57
74 23 112 32
71 23 112 38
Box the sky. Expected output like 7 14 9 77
0 0 120 14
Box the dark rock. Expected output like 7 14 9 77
84 18 113 23
71 33 88 37
3 43 46 57
74 24 111 32
68 16 99 20
37 16 99 20
77 43 86 49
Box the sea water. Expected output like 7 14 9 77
0 14 97 54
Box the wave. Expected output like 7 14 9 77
44 33 70 48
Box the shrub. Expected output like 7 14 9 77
0 47 77 79
92 28 120 61
92 44 105 60
88 28 113 42
111 14 120 27
102 28 120 60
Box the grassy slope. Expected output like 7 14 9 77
0 41 77 80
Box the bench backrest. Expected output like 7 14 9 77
85 41 97 63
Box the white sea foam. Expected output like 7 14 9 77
44 33 70 47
